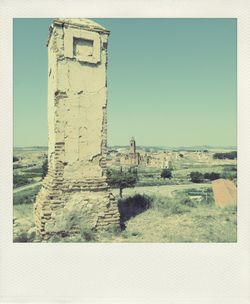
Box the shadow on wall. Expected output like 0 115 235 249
118 194 152 229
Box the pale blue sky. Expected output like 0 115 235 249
14 18 236 147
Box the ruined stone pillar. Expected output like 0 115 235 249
34 18 120 238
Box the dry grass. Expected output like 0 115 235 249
98 204 236 243
13 190 237 243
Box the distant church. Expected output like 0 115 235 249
128 137 140 166
120 137 140 166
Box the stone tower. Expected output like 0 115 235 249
34 18 120 238
129 137 140 166
130 137 136 154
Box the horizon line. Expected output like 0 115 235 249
13 144 237 149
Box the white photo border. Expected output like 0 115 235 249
0 0 250 303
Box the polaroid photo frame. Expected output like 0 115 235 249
0 0 250 303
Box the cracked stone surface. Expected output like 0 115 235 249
34 18 120 238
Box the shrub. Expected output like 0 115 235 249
118 194 153 225
160 168 172 179
213 151 237 160
203 172 221 181
190 171 204 183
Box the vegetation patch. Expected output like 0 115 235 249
118 194 152 227
107 168 137 198
149 193 194 216
13 184 41 205
213 151 237 160
13 188 237 243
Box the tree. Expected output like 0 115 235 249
160 168 172 179
42 158 48 179
204 172 220 181
106 168 137 198
190 171 204 183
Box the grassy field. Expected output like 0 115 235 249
112 183 211 198
134 160 236 186
12 148 237 242
13 185 237 243
100 205 237 243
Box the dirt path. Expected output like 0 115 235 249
112 183 211 197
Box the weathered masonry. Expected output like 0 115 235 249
34 18 120 238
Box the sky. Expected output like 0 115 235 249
13 18 237 147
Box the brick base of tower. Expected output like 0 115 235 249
34 169 120 239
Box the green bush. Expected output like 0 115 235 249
160 168 172 179
190 171 204 183
204 172 221 181
213 151 237 160
118 194 153 225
